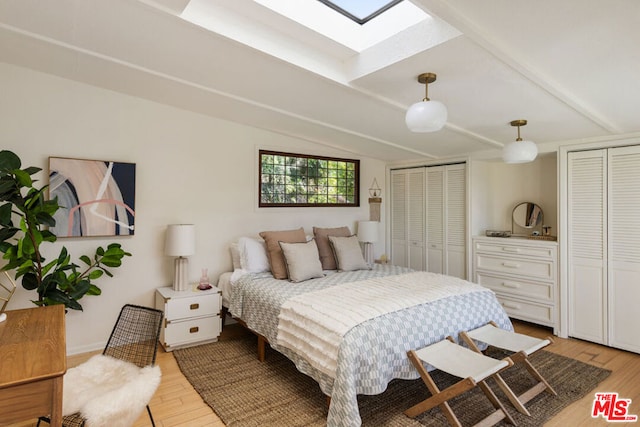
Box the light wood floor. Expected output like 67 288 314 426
7 320 640 427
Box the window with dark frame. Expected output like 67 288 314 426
259 150 360 207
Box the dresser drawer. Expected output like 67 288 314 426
496 295 554 326
476 272 553 302
475 241 555 259
476 254 554 280
163 315 221 348
165 293 220 321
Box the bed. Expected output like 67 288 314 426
222 265 511 426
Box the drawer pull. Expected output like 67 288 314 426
502 302 521 310
190 303 200 310
502 281 521 289
189 326 199 334
502 247 521 253
502 262 520 268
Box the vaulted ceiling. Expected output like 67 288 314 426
1 0 639 162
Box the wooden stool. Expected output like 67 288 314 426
405 337 516 426
460 321 557 416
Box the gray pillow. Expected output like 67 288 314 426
328 235 369 271
279 240 325 283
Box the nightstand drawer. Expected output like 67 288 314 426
164 315 221 348
476 254 554 280
165 293 220 321
496 295 554 326
476 272 553 302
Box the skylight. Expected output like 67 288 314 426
253 0 429 52
317 0 405 25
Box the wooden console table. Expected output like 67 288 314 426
0 305 66 426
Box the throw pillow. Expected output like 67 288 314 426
259 227 307 279
279 240 324 282
313 226 351 270
328 235 369 272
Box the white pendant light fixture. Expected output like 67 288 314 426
502 119 538 164
405 72 447 132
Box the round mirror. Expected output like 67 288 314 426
512 202 543 229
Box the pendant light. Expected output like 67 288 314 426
502 119 538 163
405 73 447 132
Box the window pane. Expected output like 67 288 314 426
259 150 359 207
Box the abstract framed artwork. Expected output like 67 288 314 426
49 157 136 237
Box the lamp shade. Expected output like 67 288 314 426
405 100 447 132
502 139 538 164
357 221 378 243
165 224 196 257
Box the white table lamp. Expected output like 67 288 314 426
357 221 378 266
165 224 195 291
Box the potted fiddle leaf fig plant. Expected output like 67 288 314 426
0 150 131 311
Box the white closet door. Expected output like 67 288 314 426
407 169 426 270
390 168 425 270
568 150 607 344
445 164 466 279
390 170 407 267
608 145 640 353
426 167 444 274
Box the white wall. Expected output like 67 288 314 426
470 154 557 237
0 63 386 354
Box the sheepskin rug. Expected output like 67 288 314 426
63 354 161 427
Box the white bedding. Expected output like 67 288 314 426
276 271 488 379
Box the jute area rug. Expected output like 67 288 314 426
174 334 610 426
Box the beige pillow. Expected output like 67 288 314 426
328 235 369 272
279 240 324 283
313 226 351 270
259 228 307 279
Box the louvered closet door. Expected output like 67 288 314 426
391 170 408 267
426 167 444 274
445 164 466 279
390 168 425 270
568 150 607 344
407 169 426 270
608 145 640 353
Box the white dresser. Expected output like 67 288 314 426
472 236 558 333
155 286 222 351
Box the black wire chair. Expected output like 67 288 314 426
38 304 164 427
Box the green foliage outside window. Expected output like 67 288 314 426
259 150 359 207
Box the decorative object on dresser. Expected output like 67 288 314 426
155 286 222 351
357 220 378 266
473 236 558 334
165 224 196 291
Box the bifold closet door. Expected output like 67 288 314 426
568 150 607 344
607 146 640 353
425 164 466 278
568 146 640 353
391 168 426 270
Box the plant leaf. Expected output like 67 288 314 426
0 150 21 171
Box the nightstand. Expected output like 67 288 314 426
155 286 222 351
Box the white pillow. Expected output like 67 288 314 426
237 237 270 273
328 235 369 272
279 240 324 283
229 242 242 270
